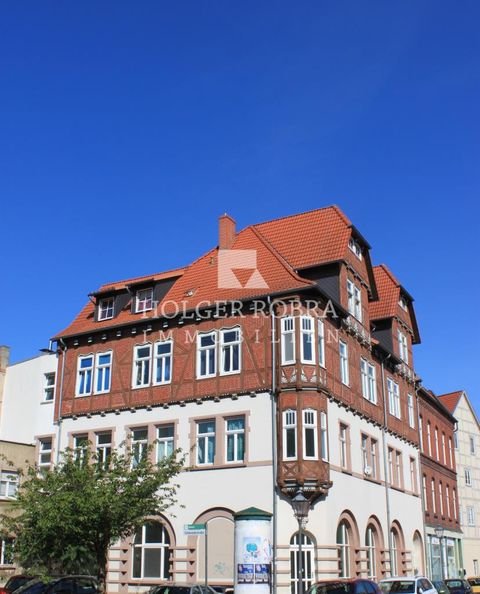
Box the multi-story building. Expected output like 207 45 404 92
45 206 442 594
439 390 480 577
417 387 462 579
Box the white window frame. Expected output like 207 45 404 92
348 237 362 260
132 521 170 580
283 409 297 461
153 340 173 385
339 423 348 469
467 506 476 526
0 471 19 498
300 316 315 364
156 425 175 461
318 318 325 367
435 427 439 460
98 297 114 320
303 409 318 460
281 317 295 365
398 330 409 364
95 351 112 394
320 411 328 461
347 279 362 321
196 420 215 466
399 296 408 311
73 434 89 464
43 372 56 402
387 378 401 419
361 358 377 404
442 432 446 464
220 327 242 375
423 475 428 511
132 344 152 388
96 432 112 468
407 394 415 428
465 468 472 487
38 438 53 469
135 288 153 313
76 354 94 396
225 417 245 463
439 482 444 516
197 331 217 379
419 416 424 451
427 422 432 456
131 427 148 468
431 478 436 514
339 341 349 386
446 485 451 518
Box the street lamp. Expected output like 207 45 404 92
434 526 445 580
291 490 310 594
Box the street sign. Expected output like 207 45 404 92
184 523 206 535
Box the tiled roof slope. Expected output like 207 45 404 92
253 205 352 270
369 265 401 320
438 391 463 414
97 267 185 293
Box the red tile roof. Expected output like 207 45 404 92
438 391 463 414
369 265 401 320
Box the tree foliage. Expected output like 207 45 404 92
1 443 184 591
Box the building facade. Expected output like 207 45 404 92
439 391 480 578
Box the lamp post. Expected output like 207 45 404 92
291 490 310 594
435 526 445 580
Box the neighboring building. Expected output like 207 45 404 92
0 346 57 576
439 390 480 578
48 206 432 594
418 387 462 580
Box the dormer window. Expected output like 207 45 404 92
399 296 408 311
98 297 114 321
398 330 409 364
135 288 153 313
348 237 362 260
347 279 362 322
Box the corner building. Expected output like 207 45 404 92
48 207 451 593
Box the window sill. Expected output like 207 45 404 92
341 468 353 475
41 400 54 405
189 462 247 472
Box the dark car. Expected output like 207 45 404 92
445 580 472 594
12 576 98 594
147 585 219 594
433 582 449 594
307 579 382 594
0 576 36 594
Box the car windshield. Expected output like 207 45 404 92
308 583 352 594
5 578 33 592
446 582 463 588
14 581 48 594
379 584 394 594
388 581 416 594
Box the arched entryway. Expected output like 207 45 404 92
290 531 316 594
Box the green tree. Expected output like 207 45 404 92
1 442 184 592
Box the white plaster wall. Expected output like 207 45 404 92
0 353 57 443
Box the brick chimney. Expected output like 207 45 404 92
219 213 236 250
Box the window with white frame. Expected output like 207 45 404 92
135 288 153 313
77 355 94 396
131 428 148 468
465 468 472 486
419 416 424 451
467 506 476 526
453 489 458 519
387 378 401 419
435 427 439 460
454 431 458 449
95 352 112 393
226 417 245 463
196 420 215 465
442 433 446 465
431 478 436 514
220 327 241 374
395 451 403 488
427 422 432 456
398 330 409 364
439 482 444 516
446 485 451 518
407 394 415 428
281 317 295 365
361 434 368 471
38 438 52 469
76 352 112 396
320 412 328 461
423 475 428 511
156 425 174 461
337 521 351 578
98 297 114 320
133 345 152 387
283 410 297 460
96 432 112 468
360 359 377 404
154 340 173 384
300 316 315 364
410 457 417 493
318 319 325 367
0 538 14 565
366 526 376 579
0 471 18 498
43 372 56 402
290 532 315 594
347 279 362 321
197 332 216 378
339 341 349 386
399 296 408 311
74 434 88 464
449 436 453 466
132 521 170 579
303 409 318 459
348 237 362 260
339 423 349 469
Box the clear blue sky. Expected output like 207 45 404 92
1 2 478 408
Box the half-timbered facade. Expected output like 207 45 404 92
46 206 455 593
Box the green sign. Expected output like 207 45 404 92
184 523 206 535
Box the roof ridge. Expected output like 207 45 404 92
252 204 351 230
100 265 185 290
249 225 314 288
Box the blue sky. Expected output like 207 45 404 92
0 2 478 408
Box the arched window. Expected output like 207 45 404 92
337 521 351 578
412 531 424 576
290 532 315 594
366 526 376 579
390 529 398 576
132 521 171 579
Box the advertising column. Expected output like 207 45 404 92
234 507 273 594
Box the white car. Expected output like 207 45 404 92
379 577 438 594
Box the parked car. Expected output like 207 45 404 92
378 577 438 594
11 576 98 594
306 579 382 594
445 580 472 594
147 585 219 594
467 579 480 594
433 581 449 594
0 576 36 594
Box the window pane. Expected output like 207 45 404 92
145 521 165 543
144 548 161 577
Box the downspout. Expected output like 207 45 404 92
380 354 394 576
414 383 430 578
269 296 278 594
56 338 67 464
